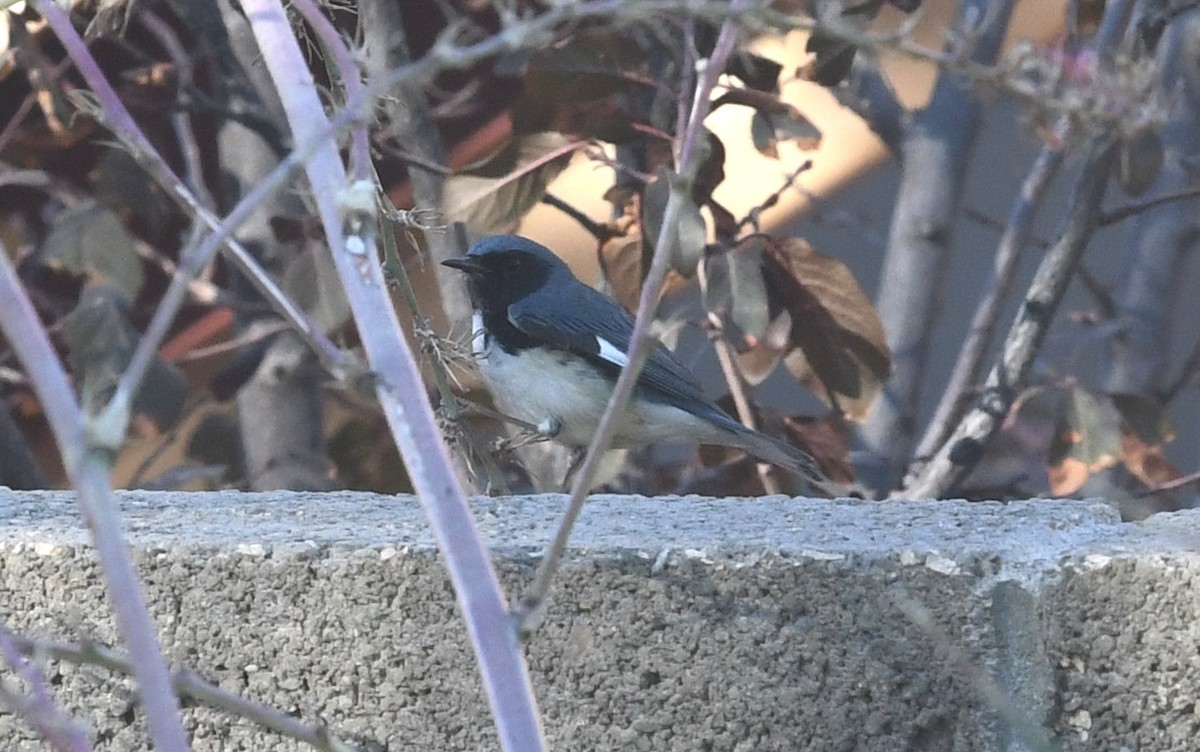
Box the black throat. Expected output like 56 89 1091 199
465 250 555 355
476 296 537 355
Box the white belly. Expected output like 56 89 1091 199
477 342 720 448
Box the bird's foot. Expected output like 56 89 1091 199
536 417 562 438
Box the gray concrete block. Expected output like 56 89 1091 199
0 491 1194 751
1041 511 1200 751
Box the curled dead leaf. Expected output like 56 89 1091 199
63 282 187 430
756 236 889 421
733 310 792 386
642 166 706 277
1111 392 1181 489
781 413 855 485
442 132 577 236
1046 387 1122 496
713 89 821 158
41 201 145 299
595 192 689 312
1120 429 1182 490
701 240 769 350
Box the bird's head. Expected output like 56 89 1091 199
442 235 572 309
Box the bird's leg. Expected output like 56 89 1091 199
457 398 559 449
560 446 587 492
496 416 561 452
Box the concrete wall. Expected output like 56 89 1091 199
0 491 1197 750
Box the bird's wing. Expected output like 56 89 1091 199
507 286 724 416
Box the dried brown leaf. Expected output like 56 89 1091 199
1112 392 1180 489
523 29 645 103
761 236 889 421
713 89 821 158
1120 429 1182 489
781 413 855 485
443 132 576 236
642 166 706 277
63 282 187 429
701 240 769 349
515 28 649 139
733 310 791 386
1111 392 1175 446
595 195 688 313
1046 387 1122 496
42 201 144 299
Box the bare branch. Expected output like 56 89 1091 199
541 193 606 240
711 330 780 495
0 626 90 752
735 159 812 234
1103 9 1200 403
1099 186 1200 226
899 138 1118 500
238 3 546 750
860 0 1017 493
0 226 187 751
9 634 362 752
514 0 758 632
1133 467 1200 498
359 0 473 322
911 133 1068 470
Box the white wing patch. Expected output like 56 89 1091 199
595 336 629 368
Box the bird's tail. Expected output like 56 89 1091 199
724 423 843 498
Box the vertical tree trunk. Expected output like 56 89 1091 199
1105 11 1200 398
859 0 1016 493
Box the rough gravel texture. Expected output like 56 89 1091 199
0 491 1194 751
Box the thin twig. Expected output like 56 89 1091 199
1132 467 1200 498
1098 186 1200 227
711 332 780 494
735 159 812 233
0 228 188 752
899 138 1119 500
694 255 779 493
239 3 546 750
0 626 91 752
377 197 511 494
910 131 1068 468
127 399 206 488
541 193 605 240
9 635 361 752
515 0 756 632
0 92 39 154
137 7 216 209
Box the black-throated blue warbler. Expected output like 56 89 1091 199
443 235 837 496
